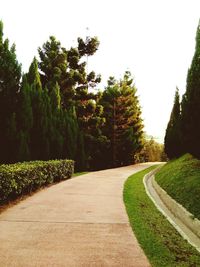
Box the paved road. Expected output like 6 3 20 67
0 163 154 267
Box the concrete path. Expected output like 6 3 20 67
0 163 154 267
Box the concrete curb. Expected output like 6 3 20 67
143 167 200 253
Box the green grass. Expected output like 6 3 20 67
156 154 200 220
73 172 88 177
123 166 200 267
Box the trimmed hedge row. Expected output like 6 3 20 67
0 159 74 204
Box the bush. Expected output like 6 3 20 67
0 159 74 204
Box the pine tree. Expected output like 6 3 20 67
181 21 200 157
0 21 21 163
38 36 75 109
164 88 182 159
117 72 144 165
37 35 104 169
101 72 144 167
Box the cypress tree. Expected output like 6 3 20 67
28 58 50 160
0 21 21 163
48 82 64 159
181 21 200 157
65 109 78 160
75 130 86 171
99 77 118 167
16 75 33 161
164 88 182 159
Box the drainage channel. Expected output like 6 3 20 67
143 168 200 253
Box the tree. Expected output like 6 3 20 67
38 36 101 110
164 88 182 159
117 72 144 165
28 58 50 160
101 72 144 167
38 35 104 170
16 75 33 161
38 36 74 108
0 21 21 163
137 137 166 162
181 22 200 157
78 36 99 56
48 82 64 159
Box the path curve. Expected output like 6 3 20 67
0 163 154 267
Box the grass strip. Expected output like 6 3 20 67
155 154 200 220
123 166 200 267
73 172 88 177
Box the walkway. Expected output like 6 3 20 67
0 163 154 267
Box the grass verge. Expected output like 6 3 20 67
155 154 200 220
73 172 88 177
123 166 200 267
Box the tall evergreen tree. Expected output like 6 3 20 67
101 72 144 167
38 35 104 170
48 82 64 159
117 72 144 165
38 36 73 107
27 58 50 160
181 22 200 157
37 36 100 109
0 21 145 170
16 75 33 161
164 88 182 159
0 21 21 163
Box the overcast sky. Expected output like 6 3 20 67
1 0 200 142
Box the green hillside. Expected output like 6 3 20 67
155 154 200 220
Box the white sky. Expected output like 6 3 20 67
1 0 200 142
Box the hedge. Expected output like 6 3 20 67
0 159 74 204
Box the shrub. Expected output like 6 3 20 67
0 159 74 204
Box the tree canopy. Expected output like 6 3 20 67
0 20 145 170
165 21 200 159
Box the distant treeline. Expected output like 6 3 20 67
165 22 200 159
0 20 149 170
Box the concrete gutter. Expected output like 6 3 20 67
143 167 200 253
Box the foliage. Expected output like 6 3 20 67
0 20 145 171
27 58 51 160
136 137 166 162
37 34 106 170
0 21 21 163
165 22 200 159
155 153 200 220
164 88 182 159
0 159 74 204
181 23 200 158
124 166 200 267
17 75 33 161
101 72 144 167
